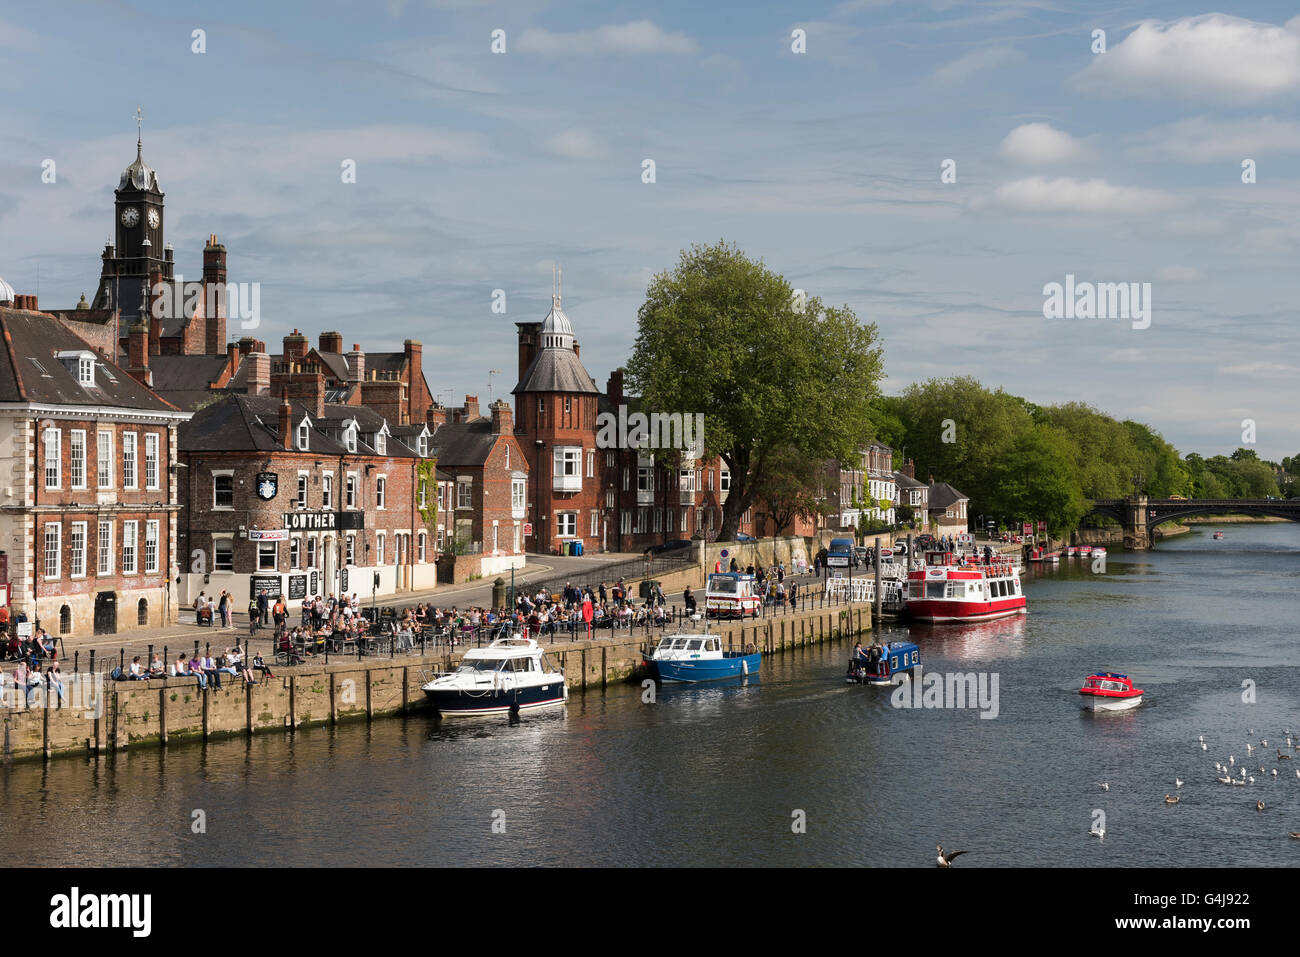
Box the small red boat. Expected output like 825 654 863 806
1079 672 1143 712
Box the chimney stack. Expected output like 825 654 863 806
319 331 343 354
203 235 227 357
403 339 422 425
278 392 294 450
490 399 513 436
426 404 447 430
246 350 270 396
283 328 308 362
226 340 241 377
463 394 479 421
607 368 625 403
346 343 365 383
127 322 151 387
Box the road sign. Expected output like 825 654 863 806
1037 521 1046 533
1022 522 1033 535
720 549 729 558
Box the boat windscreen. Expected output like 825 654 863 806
456 658 501 673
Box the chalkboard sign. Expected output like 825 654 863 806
340 568 349 592
309 571 318 596
250 574 282 599
288 574 307 600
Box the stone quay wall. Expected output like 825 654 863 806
1 601 873 764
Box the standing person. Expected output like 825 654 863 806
683 586 696 616
257 589 270 627
218 590 231 628
789 581 798 611
272 595 287 635
729 557 738 573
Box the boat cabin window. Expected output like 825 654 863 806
686 639 704 651
706 638 719 651
1101 680 1125 691
926 582 946 599
456 658 501 673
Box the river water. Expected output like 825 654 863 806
6 523 1298 868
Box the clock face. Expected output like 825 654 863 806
120 207 140 228
147 209 160 229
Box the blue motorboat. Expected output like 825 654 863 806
846 640 920 686
644 633 761 683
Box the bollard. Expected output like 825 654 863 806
89 650 96 676
193 640 199 658
148 644 154 667
119 648 125 670
74 651 79 674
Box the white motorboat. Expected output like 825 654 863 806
421 636 568 717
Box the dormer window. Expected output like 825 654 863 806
297 422 310 451
57 350 97 386
375 433 386 455
345 425 357 453
417 433 428 457
78 357 94 384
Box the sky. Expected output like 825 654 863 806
1 0 1298 460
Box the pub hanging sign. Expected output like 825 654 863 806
256 472 279 500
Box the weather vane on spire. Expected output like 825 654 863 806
135 106 144 154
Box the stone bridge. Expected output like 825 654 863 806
1085 496 1300 549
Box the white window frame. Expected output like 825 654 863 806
346 472 358 509
297 472 309 509
78 356 94 385
144 432 159 489
97 431 114 489
297 422 310 451
556 512 577 538
620 511 631 535
44 522 61 580
418 532 427 563
69 521 88 578
345 534 356 565
552 446 582 492
321 472 334 509
376 533 385 565
213 469 234 509
145 519 159 573
418 479 427 509
213 537 234 572
257 540 278 571
122 520 138 575
587 449 594 478
122 431 138 489
457 480 472 509
290 537 301 570
97 520 113 575
375 432 386 455
511 478 526 511
720 468 731 493
306 536 317 569
375 475 387 509
43 427 61 489
70 430 87 489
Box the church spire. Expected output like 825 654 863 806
135 106 143 159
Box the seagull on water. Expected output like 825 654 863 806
1247 744 1255 754
1165 794 1179 804
1279 750 1293 762
1262 739 1268 747
1099 782 1109 791
1175 778 1184 788
1249 777 1255 784
1201 742 1208 751
1090 823 1105 840
1272 769 1278 778
1229 756 1235 766
1289 832 1300 840
1217 775 1233 784
1199 735 1205 744
936 844 967 867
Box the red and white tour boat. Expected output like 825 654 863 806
1078 672 1143 712
906 550 1026 623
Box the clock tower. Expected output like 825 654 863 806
92 110 174 317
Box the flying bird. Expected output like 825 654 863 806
936 844 967 867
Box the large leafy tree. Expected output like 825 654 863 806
626 240 884 541
984 424 1089 532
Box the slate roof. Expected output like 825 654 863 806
927 481 969 510
147 354 230 392
431 420 506 468
894 471 927 490
179 393 349 454
513 347 601 395
0 308 178 412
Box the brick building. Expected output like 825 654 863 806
177 391 437 609
429 399 529 576
0 300 190 635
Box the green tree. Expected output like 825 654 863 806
626 240 884 541
984 424 1088 532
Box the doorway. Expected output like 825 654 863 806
93 591 117 635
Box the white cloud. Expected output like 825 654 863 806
1155 265 1202 282
998 122 1087 164
1128 115 1300 162
932 46 1021 85
1073 14 1300 101
991 177 1183 214
544 129 608 161
517 20 698 56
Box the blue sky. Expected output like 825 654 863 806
2 0 1298 459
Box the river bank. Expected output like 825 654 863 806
1 600 873 765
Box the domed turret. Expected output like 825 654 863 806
119 141 157 192
0 276 14 305
540 294 574 350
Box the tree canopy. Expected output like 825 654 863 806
625 240 884 540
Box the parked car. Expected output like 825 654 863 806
892 540 908 555
649 539 693 555
733 533 758 543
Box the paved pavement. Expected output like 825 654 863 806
34 551 652 667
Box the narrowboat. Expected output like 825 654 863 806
906 550 1026 623
846 640 920 685
1078 544 1093 557
421 637 568 717
705 572 761 618
644 633 760 683
1078 672 1143 712
1091 546 1107 558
